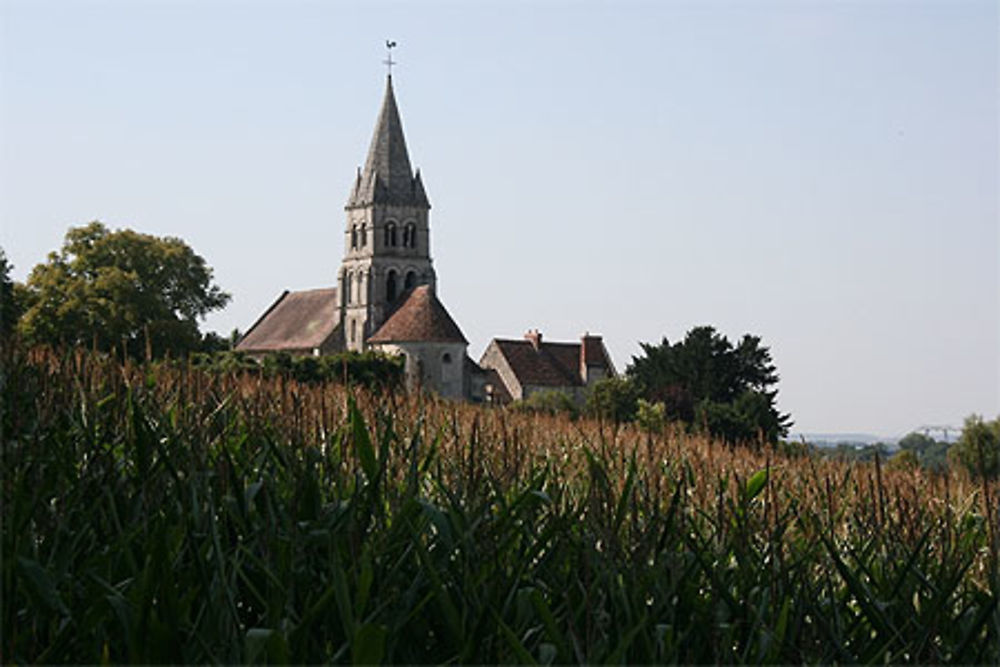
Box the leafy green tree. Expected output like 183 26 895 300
18 222 230 357
696 399 752 445
898 431 936 454
199 330 233 353
887 448 920 472
628 326 790 444
585 376 641 424
949 415 1000 479
898 431 951 472
0 247 24 342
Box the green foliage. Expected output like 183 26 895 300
585 375 640 423
517 389 578 418
774 439 816 459
899 431 936 452
636 398 667 434
0 247 23 341
887 448 920 472
950 415 1000 479
898 431 952 472
628 326 791 444
822 442 892 463
17 222 230 357
190 349 405 391
4 347 998 664
198 330 233 354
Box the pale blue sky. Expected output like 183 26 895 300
2 0 997 435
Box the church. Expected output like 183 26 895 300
237 72 615 402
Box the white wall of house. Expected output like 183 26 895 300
372 341 467 399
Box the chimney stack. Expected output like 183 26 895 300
580 332 604 381
525 329 542 350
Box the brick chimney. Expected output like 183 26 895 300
525 329 542 350
580 332 605 384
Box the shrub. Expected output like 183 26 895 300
517 389 578 418
190 349 404 390
636 398 667 434
950 414 1000 479
887 448 920 472
584 376 640 423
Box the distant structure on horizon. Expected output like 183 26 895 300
238 72 615 401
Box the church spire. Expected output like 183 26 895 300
347 75 430 209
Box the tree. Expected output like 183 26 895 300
585 376 641 424
18 222 230 357
898 431 951 472
518 389 579 419
887 448 920 472
949 415 1000 480
898 431 936 454
0 247 24 342
627 326 791 444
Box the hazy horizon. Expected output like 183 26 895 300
2 0 997 435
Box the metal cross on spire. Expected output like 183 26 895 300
384 40 398 76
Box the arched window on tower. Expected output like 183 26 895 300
386 270 397 302
345 272 353 305
384 222 397 248
404 270 416 290
404 223 417 248
351 225 358 250
360 223 367 247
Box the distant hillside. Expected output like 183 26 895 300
795 430 961 448
793 433 898 448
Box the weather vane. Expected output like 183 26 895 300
384 40 397 76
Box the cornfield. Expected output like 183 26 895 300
3 346 998 663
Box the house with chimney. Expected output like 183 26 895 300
238 70 613 401
478 330 615 405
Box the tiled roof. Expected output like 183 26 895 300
347 75 430 209
368 285 467 344
582 335 613 369
491 339 585 388
236 288 339 352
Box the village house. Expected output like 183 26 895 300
478 330 615 404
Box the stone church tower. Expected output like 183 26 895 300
340 75 436 351
235 69 609 404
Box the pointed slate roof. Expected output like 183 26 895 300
368 285 467 344
236 288 340 352
347 75 430 209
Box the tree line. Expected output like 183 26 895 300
536 325 790 446
4 222 996 464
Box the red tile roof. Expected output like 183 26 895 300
491 339 585 387
236 288 339 352
487 335 616 390
368 285 467 344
